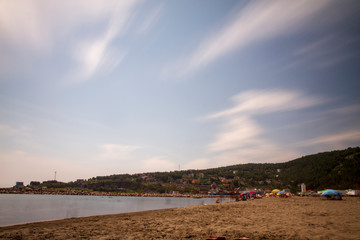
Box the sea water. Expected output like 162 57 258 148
0 194 230 226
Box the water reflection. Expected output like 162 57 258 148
0 194 231 226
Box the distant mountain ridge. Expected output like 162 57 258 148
38 147 360 194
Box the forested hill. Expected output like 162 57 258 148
277 147 360 191
39 147 360 194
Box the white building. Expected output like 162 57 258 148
301 183 306 193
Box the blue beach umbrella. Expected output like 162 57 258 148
320 189 342 196
320 189 332 194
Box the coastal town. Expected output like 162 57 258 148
1 147 359 197
2 167 358 198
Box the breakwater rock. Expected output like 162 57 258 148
0 188 228 198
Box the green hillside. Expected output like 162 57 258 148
39 147 360 194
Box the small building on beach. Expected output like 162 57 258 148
14 182 24 188
301 183 306 193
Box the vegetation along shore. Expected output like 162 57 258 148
6 148 360 196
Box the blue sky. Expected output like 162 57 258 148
1 0 360 187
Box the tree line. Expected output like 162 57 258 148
34 147 359 194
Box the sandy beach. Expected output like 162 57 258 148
0 197 359 240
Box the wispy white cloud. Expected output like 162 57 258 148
296 130 360 149
205 89 325 164
99 144 140 161
214 140 300 166
208 116 261 152
285 34 360 70
207 89 325 119
177 0 332 75
0 1 46 51
73 30 127 82
0 1 136 52
70 1 139 83
141 156 177 172
137 5 163 35
0 0 140 83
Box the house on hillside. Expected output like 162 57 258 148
30 181 41 187
192 179 200 184
220 178 228 184
14 182 24 188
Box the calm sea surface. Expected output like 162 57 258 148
0 194 230 226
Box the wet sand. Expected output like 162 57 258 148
0 197 359 239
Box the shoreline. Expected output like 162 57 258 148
0 188 225 198
1 197 359 239
0 193 230 227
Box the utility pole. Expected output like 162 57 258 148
54 171 57 181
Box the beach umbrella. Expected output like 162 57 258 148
277 191 286 195
320 190 342 196
272 189 280 193
320 189 332 194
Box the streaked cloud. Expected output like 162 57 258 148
70 1 139 83
179 0 332 75
0 0 140 83
208 116 261 152
296 130 360 149
285 34 360 70
207 89 325 119
137 5 163 34
0 1 46 51
205 89 325 163
0 1 136 51
99 144 140 161
72 27 127 82
214 141 300 166
326 104 360 115
141 156 177 172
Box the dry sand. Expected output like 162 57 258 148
0 197 359 240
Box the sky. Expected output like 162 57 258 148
1 0 360 187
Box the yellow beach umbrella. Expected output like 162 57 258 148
272 189 280 193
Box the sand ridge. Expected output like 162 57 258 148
0 197 359 239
